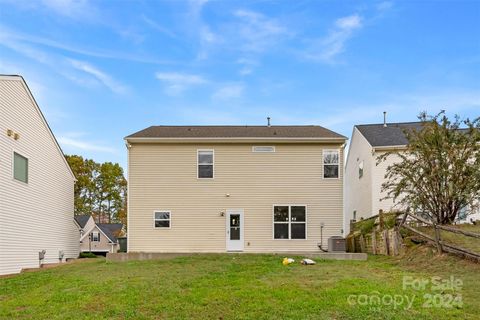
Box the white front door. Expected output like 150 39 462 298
226 209 244 251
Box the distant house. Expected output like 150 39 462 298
0 75 79 275
344 121 479 234
74 215 123 254
125 125 347 253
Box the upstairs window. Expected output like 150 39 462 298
91 231 100 242
358 161 364 179
323 150 339 179
13 152 28 183
198 150 214 179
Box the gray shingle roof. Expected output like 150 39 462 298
356 122 425 147
126 125 347 140
97 223 123 243
74 215 91 228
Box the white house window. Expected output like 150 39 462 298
273 205 306 239
323 150 339 179
91 231 100 242
252 146 275 153
13 152 28 183
198 150 214 179
358 161 364 179
154 211 171 228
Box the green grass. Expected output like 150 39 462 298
0 253 479 319
417 224 480 254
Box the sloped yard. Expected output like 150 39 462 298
0 253 478 319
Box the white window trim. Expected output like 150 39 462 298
91 231 100 242
322 149 340 180
197 149 214 180
11 149 29 185
153 210 172 229
252 146 276 153
272 205 308 240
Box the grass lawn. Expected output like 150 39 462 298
0 251 478 319
417 224 480 254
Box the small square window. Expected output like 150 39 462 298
154 211 171 228
13 152 28 183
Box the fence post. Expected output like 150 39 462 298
383 230 390 255
372 231 377 255
359 234 366 253
379 210 384 230
433 223 443 254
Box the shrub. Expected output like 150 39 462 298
79 252 98 259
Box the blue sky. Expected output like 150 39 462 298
1 0 479 169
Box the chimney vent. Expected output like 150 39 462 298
383 111 387 127
267 117 271 127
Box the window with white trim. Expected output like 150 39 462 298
13 152 28 183
273 205 306 239
91 231 100 242
154 211 171 228
323 150 339 178
198 150 214 179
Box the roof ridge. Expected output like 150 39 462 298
355 121 423 127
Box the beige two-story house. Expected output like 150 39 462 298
125 125 347 253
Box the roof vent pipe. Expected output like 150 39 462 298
383 111 387 127
267 117 271 127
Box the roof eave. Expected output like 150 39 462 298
124 136 347 144
372 145 407 152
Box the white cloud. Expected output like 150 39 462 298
237 58 258 76
377 1 394 12
305 13 363 63
68 59 127 94
155 72 207 95
233 9 289 53
212 84 244 100
58 136 116 153
142 15 177 39
0 24 172 64
40 0 93 18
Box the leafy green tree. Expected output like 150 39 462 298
65 155 127 225
379 112 480 224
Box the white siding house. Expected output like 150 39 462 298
0 75 79 275
344 121 480 234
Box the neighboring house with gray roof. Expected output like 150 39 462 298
125 124 347 253
344 121 479 234
76 215 123 254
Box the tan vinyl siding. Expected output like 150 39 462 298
128 143 344 252
0 77 78 275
